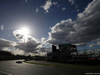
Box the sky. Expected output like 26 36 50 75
0 0 100 55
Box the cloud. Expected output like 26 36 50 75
41 0 58 13
0 37 47 55
62 7 66 11
69 0 79 12
25 0 27 3
89 43 95 47
74 0 100 43
47 0 100 46
97 41 100 46
13 30 41 52
0 38 15 48
15 41 40 52
0 38 27 55
1 25 4 31
41 0 52 13
47 19 75 45
0 37 41 55
13 30 24 41
89 40 100 47
13 49 25 55
0 38 18 54
69 0 75 5
39 46 52 53
53 2 58 5
36 7 39 12
2 47 26 55
13 29 52 55
41 37 46 44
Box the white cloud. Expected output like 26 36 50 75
69 0 79 12
0 38 15 48
62 7 66 11
47 19 75 45
13 49 25 55
41 0 52 13
0 37 48 55
13 30 41 52
36 7 39 12
12 29 52 55
2 47 24 55
13 30 24 42
0 37 41 55
69 0 75 5
74 0 100 43
97 41 100 46
15 41 40 52
25 0 27 3
89 43 95 47
41 0 58 13
41 37 46 44
0 38 26 55
1 25 4 31
53 2 58 5
47 0 100 46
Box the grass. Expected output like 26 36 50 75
24 61 100 69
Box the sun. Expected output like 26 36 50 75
20 27 30 36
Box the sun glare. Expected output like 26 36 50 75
20 27 30 36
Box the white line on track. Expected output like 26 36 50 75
0 71 12 75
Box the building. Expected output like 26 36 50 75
46 44 77 61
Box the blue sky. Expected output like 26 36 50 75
0 0 100 55
0 0 92 40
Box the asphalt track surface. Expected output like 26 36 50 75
0 60 100 75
